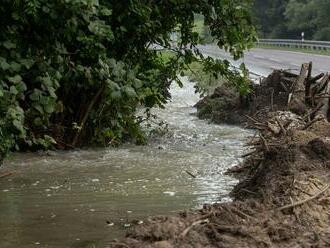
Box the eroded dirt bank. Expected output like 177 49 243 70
109 64 330 248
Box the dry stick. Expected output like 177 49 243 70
0 172 13 179
241 150 258 158
244 115 266 126
259 134 269 152
108 242 130 248
276 184 330 212
303 117 324 130
311 75 330 107
305 62 313 104
185 170 197 178
230 206 256 220
309 73 325 84
291 63 309 92
307 61 313 80
72 85 105 147
279 81 289 92
282 77 295 84
315 96 330 99
239 188 259 196
275 117 286 135
304 103 325 120
270 89 274 111
289 63 309 105
179 219 210 238
282 70 299 78
316 74 329 94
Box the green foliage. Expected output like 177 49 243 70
0 0 256 161
285 0 330 40
253 0 330 40
185 61 226 97
253 0 290 39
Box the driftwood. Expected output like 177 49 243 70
276 184 329 211
0 172 13 179
273 62 329 120
316 74 330 118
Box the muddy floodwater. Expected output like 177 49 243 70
0 79 252 248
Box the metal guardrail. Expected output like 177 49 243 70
257 39 330 50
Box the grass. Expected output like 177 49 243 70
193 19 204 35
158 51 176 63
256 44 330 56
184 61 226 95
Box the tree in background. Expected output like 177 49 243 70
253 0 330 41
253 0 291 39
286 0 330 40
0 0 256 162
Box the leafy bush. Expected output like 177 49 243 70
0 0 256 161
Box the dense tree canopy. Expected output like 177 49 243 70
253 0 330 40
253 0 291 39
0 0 256 162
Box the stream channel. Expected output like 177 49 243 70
0 78 252 248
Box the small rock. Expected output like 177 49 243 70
153 241 173 248
163 191 176 196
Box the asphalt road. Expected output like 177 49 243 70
199 45 330 77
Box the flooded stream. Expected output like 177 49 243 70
0 79 252 248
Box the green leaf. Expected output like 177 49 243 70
12 120 24 133
123 86 137 98
9 86 18 95
3 41 16 49
16 82 27 92
34 105 44 114
7 75 22 84
30 90 42 101
0 57 10 70
10 62 22 72
44 104 55 114
33 117 43 126
19 59 35 69
110 91 122 100
100 8 112 16
107 80 120 91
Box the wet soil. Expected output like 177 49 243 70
194 70 301 126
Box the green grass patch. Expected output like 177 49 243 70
158 51 176 63
184 61 226 95
193 19 204 35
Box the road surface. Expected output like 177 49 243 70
199 45 330 77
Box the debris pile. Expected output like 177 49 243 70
196 62 330 127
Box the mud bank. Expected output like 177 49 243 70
109 64 330 248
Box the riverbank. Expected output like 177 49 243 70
109 64 330 247
110 117 330 248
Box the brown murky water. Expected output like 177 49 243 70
0 79 252 248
